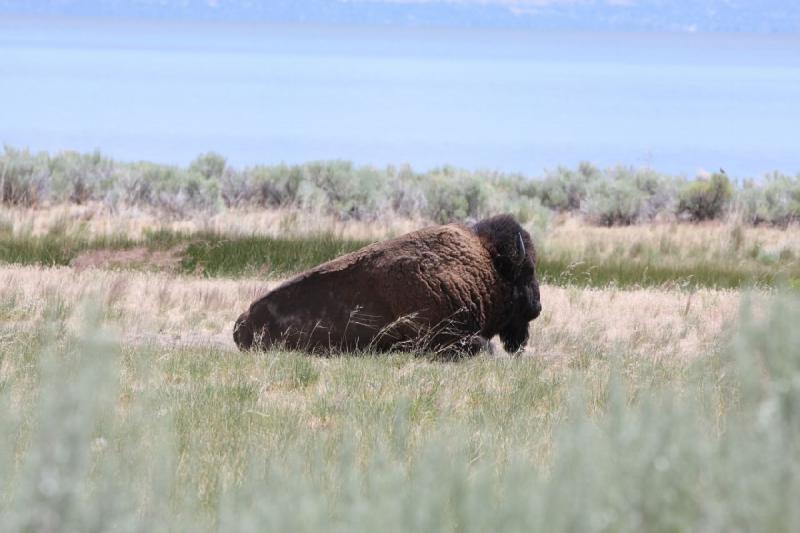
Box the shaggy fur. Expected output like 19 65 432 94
233 214 541 356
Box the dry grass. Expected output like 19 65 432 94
0 265 794 531
4 203 797 261
0 264 742 362
543 214 800 262
0 203 425 240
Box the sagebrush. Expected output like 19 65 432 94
3 145 798 225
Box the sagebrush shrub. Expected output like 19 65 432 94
526 162 599 212
48 150 116 204
189 152 227 180
678 172 733 221
737 172 800 226
582 177 645 226
582 166 680 225
423 168 489 223
0 146 49 206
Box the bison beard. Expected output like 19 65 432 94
234 214 541 357
500 318 530 353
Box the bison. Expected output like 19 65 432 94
233 214 541 357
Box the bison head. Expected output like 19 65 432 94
473 214 542 353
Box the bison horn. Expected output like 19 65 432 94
515 232 526 262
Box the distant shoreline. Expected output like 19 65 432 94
1 1 798 33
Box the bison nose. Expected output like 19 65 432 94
532 301 542 320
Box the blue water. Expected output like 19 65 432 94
1 16 799 177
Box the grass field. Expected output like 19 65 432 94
2 206 799 288
1 207 799 531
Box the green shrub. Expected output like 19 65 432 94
219 166 252 207
189 152 227 181
521 161 600 212
582 176 645 226
251 164 305 207
118 162 220 215
0 146 48 206
625 166 679 219
226 161 391 219
48 150 116 204
388 165 426 218
582 167 679 225
677 172 733 221
505 196 551 229
737 172 800 226
323 163 390 219
423 168 490 223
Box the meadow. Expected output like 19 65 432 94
2 203 799 289
1 170 800 530
0 261 765 532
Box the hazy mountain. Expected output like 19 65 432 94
1 0 798 33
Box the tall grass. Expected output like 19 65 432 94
0 229 371 277
1 290 798 530
2 228 797 288
181 233 372 277
537 255 786 289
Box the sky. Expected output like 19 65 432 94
1 1 798 176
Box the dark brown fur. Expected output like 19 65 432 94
233 214 541 356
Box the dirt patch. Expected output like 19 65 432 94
70 245 187 272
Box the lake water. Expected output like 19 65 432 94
1 16 799 177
